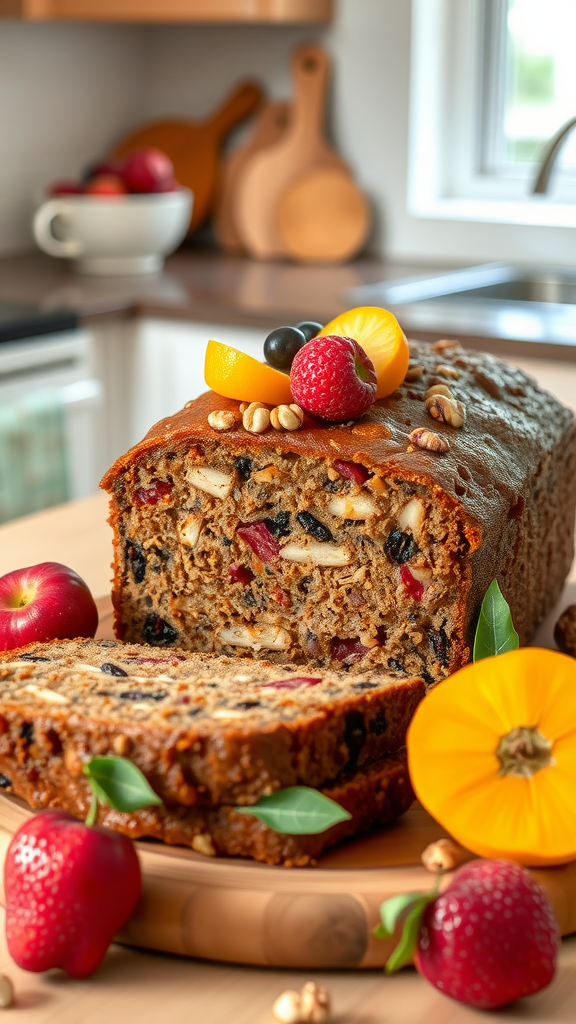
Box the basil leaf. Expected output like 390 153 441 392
83 756 162 823
235 787 352 834
473 579 519 662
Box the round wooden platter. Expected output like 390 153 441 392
0 797 575 971
1 595 574 970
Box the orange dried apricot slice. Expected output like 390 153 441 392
204 340 292 406
318 306 409 398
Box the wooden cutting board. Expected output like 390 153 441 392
234 44 348 260
0 795 573 970
214 100 290 254
277 165 371 263
112 80 263 234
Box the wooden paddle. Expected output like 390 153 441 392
214 101 290 254
276 165 371 263
112 80 263 234
234 44 347 259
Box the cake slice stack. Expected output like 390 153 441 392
0 638 423 865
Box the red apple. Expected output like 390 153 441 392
0 562 98 652
49 180 83 196
84 174 128 196
121 147 175 193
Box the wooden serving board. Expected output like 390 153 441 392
0 797 574 971
0 593 574 969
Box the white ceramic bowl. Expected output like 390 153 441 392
33 188 193 276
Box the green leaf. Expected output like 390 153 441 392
384 895 434 974
473 579 519 662
83 757 162 826
235 787 352 834
375 892 426 939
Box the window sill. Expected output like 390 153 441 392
409 196 576 229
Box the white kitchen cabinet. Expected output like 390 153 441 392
90 317 265 474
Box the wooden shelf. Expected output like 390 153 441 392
0 0 332 21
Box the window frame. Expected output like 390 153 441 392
408 0 576 225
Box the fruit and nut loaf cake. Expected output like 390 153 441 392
0 638 423 807
101 339 576 683
0 639 418 865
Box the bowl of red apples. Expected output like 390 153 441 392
33 148 192 276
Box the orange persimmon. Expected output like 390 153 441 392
407 648 576 866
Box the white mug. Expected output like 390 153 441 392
33 188 193 276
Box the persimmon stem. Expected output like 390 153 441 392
497 726 553 778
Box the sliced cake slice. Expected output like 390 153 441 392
0 742 414 867
0 638 424 807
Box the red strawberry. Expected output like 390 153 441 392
5 810 141 978
290 335 377 422
376 859 559 1010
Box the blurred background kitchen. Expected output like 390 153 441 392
0 0 575 525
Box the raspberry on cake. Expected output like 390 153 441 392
101 340 576 684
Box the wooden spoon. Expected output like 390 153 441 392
112 80 263 234
214 101 290 254
234 45 347 259
276 165 371 263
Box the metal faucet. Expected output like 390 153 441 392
533 114 576 193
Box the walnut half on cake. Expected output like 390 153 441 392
101 340 576 683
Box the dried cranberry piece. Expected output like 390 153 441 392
400 564 424 601
297 511 333 542
133 480 173 508
333 460 370 485
331 638 370 665
262 676 322 690
385 529 418 565
237 521 280 562
272 586 292 609
142 613 178 647
229 563 255 586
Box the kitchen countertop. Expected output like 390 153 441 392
1 247 575 361
0 492 574 1022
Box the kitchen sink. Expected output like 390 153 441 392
349 263 576 354
351 263 576 308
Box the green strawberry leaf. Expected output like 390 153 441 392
384 895 435 974
473 579 519 662
235 787 351 834
375 892 427 939
83 756 162 826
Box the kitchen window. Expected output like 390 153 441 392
408 0 576 225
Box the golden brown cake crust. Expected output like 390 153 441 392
101 340 576 674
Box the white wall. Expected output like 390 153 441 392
0 22 149 255
1 2 574 267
